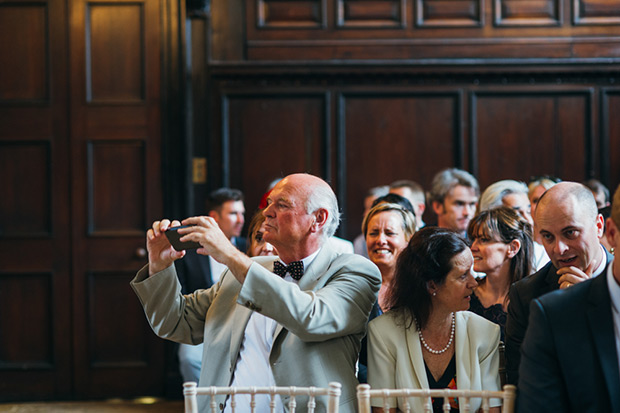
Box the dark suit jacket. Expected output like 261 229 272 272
175 237 246 294
505 247 613 385
517 270 620 412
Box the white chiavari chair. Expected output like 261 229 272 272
183 381 342 413
357 384 516 413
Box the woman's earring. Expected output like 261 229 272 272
433 292 437 296
611 247 615 256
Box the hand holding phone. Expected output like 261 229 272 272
165 225 201 251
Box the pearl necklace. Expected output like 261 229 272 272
417 313 455 355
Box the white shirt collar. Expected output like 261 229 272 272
280 248 320 268
592 244 608 278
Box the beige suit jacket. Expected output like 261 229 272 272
368 311 501 412
131 246 380 412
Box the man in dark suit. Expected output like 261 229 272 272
505 181 610 385
517 183 620 411
176 187 246 383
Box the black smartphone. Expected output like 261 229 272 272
165 225 201 251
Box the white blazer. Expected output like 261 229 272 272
368 311 501 412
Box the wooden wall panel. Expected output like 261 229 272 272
207 69 618 240
494 0 560 26
0 142 51 235
574 0 620 25
244 0 620 60
338 0 406 27
86 3 144 101
0 273 53 367
70 0 163 398
224 93 328 214
88 272 151 367
473 90 591 189
603 89 620 190
87 141 146 233
0 3 48 101
341 91 461 236
0 0 72 401
258 0 326 28
416 0 482 26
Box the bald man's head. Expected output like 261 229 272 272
535 182 604 271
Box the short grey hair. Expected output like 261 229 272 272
367 185 389 199
429 168 480 204
479 180 529 212
306 181 341 239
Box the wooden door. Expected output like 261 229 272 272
0 0 72 400
68 0 165 398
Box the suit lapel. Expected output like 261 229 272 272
298 246 337 291
273 247 336 344
586 269 620 411
229 303 253 369
405 325 428 389
543 263 560 293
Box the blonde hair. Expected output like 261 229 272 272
362 202 416 240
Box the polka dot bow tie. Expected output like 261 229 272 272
273 261 305 281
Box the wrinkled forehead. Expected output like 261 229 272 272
271 179 309 206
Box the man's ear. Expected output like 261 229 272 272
208 210 219 221
432 201 444 216
507 239 522 259
311 209 328 232
595 213 605 238
606 218 618 249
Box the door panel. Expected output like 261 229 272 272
69 0 164 398
0 0 72 401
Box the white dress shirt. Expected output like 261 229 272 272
225 249 321 413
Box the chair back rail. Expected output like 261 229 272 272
183 381 342 413
357 384 516 413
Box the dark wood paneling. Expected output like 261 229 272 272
0 3 48 101
473 90 591 188
0 0 71 401
603 89 620 189
87 140 146 233
338 0 406 27
224 92 328 213
0 273 53 367
574 0 620 25
245 0 620 60
258 0 325 28
88 272 151 367
0 142 51 236
70 0 163 398
494 0 560 26
416 0 482 26
341 91 461 237
86 3 145 102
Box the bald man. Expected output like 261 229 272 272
505 182 612 385
131 173 380 412
516 183 620 412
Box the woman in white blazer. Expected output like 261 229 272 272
368 227 501 413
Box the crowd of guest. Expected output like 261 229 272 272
131 169 618 413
